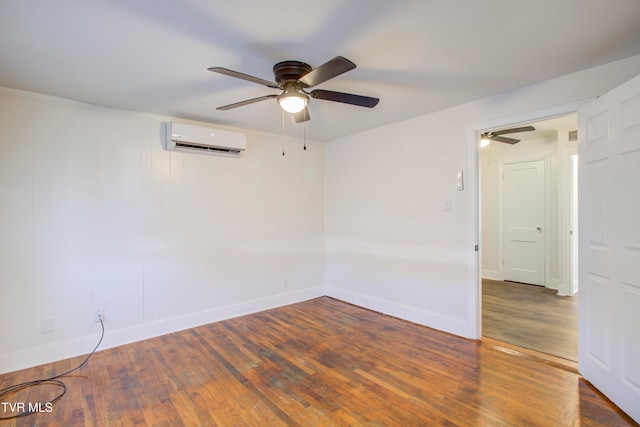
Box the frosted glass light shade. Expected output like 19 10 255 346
278 95 308 113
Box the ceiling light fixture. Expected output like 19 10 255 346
480 137 491 148
277 83 309 114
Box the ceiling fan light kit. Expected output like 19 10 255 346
277 83 309 113
208 56 379 120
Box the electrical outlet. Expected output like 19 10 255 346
283 277 289 288
94 308 104 323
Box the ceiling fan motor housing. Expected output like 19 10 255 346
273 61 312 87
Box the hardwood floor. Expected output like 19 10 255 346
1 297 634 426
482 279 579 361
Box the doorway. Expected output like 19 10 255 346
479 113 579 361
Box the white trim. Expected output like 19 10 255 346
326 285 472 338
546 278 561 291
0 287 324 375
467 125 481 338
558 145 579 296
482 269 500 281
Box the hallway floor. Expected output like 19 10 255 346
482 279 578 361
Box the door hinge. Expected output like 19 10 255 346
475 245 479 251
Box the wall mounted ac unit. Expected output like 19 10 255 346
165 121 246 157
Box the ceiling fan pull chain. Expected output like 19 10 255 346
282 109 286 156
303 109 307 151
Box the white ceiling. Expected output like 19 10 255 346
1 1 640 141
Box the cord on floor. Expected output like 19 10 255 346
0 316 105 420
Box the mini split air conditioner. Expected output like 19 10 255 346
165 121 246 157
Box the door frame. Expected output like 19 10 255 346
560 148 579 296
467 100 591 340
498 156 551 285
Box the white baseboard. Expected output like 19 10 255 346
556 280 579 296
546 278 561 291
325 285 473 338
0 287 324 375
482 269 500 281
2 285 479 374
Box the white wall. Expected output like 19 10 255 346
0 88 325 374
325 55 640 338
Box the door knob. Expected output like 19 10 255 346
537 227 542 231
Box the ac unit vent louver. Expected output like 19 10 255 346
165 122 246 157
174 141 240 155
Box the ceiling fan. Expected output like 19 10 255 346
208 56 379 123
480 126 536 147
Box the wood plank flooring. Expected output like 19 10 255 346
1 297 634 426
482 279 579 361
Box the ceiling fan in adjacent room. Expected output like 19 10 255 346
480 126 536 147
208 56 379 123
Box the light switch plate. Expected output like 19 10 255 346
41 317 54 334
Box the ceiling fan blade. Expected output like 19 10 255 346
217 94 277 110
208 67 279 89
492 126 535 136
492 136 520 144
298 56 356 87
311 89 379 108
293 107 311 123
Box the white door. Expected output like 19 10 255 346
502 160 545 285
578 74 640 423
